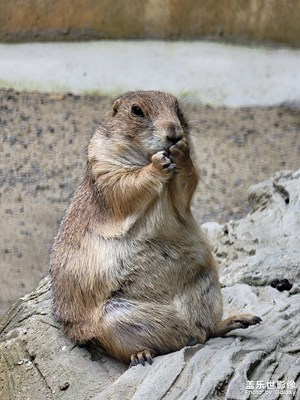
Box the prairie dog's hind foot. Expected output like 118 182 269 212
130 349 155 367
232 314 262 329
213 313 262 337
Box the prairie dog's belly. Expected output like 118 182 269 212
85 211 222 334
90 232 204 282
91 228 217 300
86 191 220 327
102 235 221 332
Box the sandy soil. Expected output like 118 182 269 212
0 89 299 316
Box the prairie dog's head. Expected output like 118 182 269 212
106 90 189 158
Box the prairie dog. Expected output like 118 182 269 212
50 91 261 366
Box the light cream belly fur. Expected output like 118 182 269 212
83 227 223 335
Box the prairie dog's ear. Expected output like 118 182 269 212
112 98 121 116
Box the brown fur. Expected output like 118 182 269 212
50 90 261 365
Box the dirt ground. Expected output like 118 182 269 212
0 88 299 317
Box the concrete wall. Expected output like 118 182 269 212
0 0 300 46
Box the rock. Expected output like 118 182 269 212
1 169 299 400
208 169 300 289
0 278 127 400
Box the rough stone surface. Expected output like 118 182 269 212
1 169 299 400
203 169 300 289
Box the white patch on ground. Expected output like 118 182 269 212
0 41 300 106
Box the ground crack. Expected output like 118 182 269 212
22 343 53 394
32 360 53 394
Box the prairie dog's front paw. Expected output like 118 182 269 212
151 151 176 175
169 138 190 165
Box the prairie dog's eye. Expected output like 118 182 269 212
131 105 144 117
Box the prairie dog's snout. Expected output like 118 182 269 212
159 121 183 145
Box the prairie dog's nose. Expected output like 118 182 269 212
166 122 183 143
